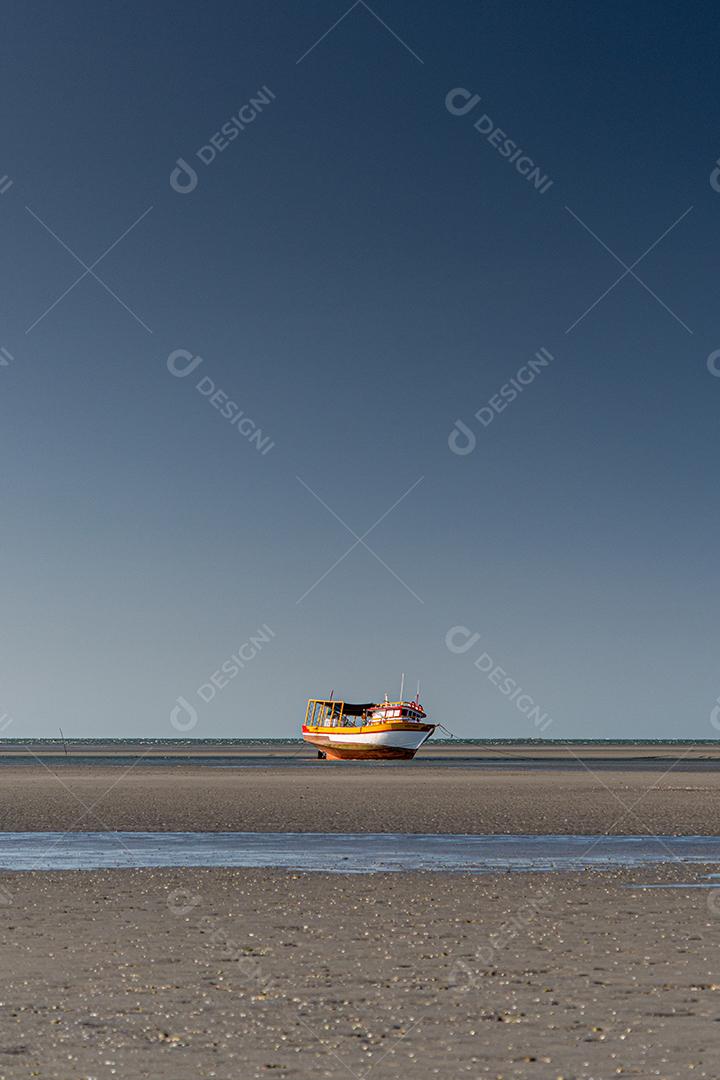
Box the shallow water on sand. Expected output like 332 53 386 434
1 753 718 770
2 832 720 873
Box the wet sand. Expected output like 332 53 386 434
4 740 720 759
1 863 719 1079
1 759 720 834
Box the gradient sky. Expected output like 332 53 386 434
1 0 719 738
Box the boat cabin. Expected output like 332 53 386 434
369 701 425 722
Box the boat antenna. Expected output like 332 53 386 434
415 680 420 705
399 672 405 702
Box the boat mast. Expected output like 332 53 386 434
399 672 405 702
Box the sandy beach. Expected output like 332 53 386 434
1 863 719 1079
0 756 719 835
2 753 720 1077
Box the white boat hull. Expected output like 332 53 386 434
303 724 435 760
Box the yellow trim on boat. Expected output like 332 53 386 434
305 721 433 735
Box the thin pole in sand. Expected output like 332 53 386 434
59 727 69 755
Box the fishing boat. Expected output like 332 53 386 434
302 694 436 760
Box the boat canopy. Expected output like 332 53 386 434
305 699 375 726
342 702 376 716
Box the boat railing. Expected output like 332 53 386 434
305 699 357 728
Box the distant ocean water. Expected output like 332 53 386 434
2 738 720 746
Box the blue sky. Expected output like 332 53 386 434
1 0 719 737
